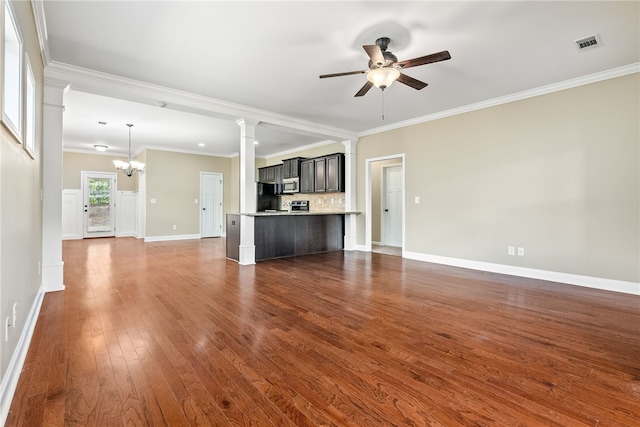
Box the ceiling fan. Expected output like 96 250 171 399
319 37 451 97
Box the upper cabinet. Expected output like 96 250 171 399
301 153 344 193
324 154 344 192
258 166 276 183
300 159 315 193
261 154 344 194
282 157 305 179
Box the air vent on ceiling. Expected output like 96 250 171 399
574 34 602 51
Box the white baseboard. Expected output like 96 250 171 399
0 288 45 425
403 251 639 295
144 234 201 243
354 244 369 252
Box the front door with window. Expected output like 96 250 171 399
82 172 116 238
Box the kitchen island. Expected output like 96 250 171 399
226 212 354 262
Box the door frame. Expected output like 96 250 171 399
81 171 117 238
199 172 223 238
365 154 405 253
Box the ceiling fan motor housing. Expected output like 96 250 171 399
368 37 398 69
368 52 398 69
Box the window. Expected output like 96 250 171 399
2 1 23 142
24 54 36 158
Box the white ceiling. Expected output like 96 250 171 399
42 1 639 158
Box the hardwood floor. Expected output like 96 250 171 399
7 237 640 426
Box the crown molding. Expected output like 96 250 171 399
264 139 339 161
141 145 237 159
360 63 640 138
30 0 50 66
45 61 358 142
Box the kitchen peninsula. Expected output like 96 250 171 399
227 152 357 262
226 211 354 262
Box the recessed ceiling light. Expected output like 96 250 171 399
94 144 108 151
198 143 205 147
254 140 259 145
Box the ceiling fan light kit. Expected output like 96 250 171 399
319 36 451 97
366 67 400 90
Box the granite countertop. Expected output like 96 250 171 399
233 211 360 217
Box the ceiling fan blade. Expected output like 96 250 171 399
397 73 428 90
355 81 374 97
397 50 451 69
363 44 384 66
319 70 366 79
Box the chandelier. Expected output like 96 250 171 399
113 123 145 177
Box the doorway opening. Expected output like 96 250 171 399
366 155 404 256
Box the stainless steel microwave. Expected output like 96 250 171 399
282 177 299 193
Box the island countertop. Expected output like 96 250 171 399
236 211 360 217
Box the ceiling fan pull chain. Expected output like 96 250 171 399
381 89 385 121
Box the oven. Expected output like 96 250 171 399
290 200 309 212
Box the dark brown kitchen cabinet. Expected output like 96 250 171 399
314 158 326 192
282 157 305 178
300 159 315 193
258 166 276 183
325 154 344 192
226 214 240 261
304 153 344 193
274 164 283 193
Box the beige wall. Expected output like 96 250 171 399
145 150 233 237
357 73 639 283
63 151 137 190
0 0 45 378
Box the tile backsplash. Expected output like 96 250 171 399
280 193 345 212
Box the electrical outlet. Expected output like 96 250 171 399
172 225 177 230
508 246 515 256
517 247 525 256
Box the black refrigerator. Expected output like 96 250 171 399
257 183 278 211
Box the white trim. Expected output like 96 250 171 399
265 139 338 160
364 154 405 253
62 189 83 240
30 0 51 66
199 172 224 238
403 251 640 296
144 234 201 243
81 171 117 238
45 61 358 142
360 63 640 138
0 288 45 425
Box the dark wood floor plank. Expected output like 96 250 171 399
6 237 640 426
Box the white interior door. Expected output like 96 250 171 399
82 171 117 238
201 172 223 238
382 165 403 247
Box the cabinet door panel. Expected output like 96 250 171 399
314 158 326 192
325 155 343 192
300 160 315 193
